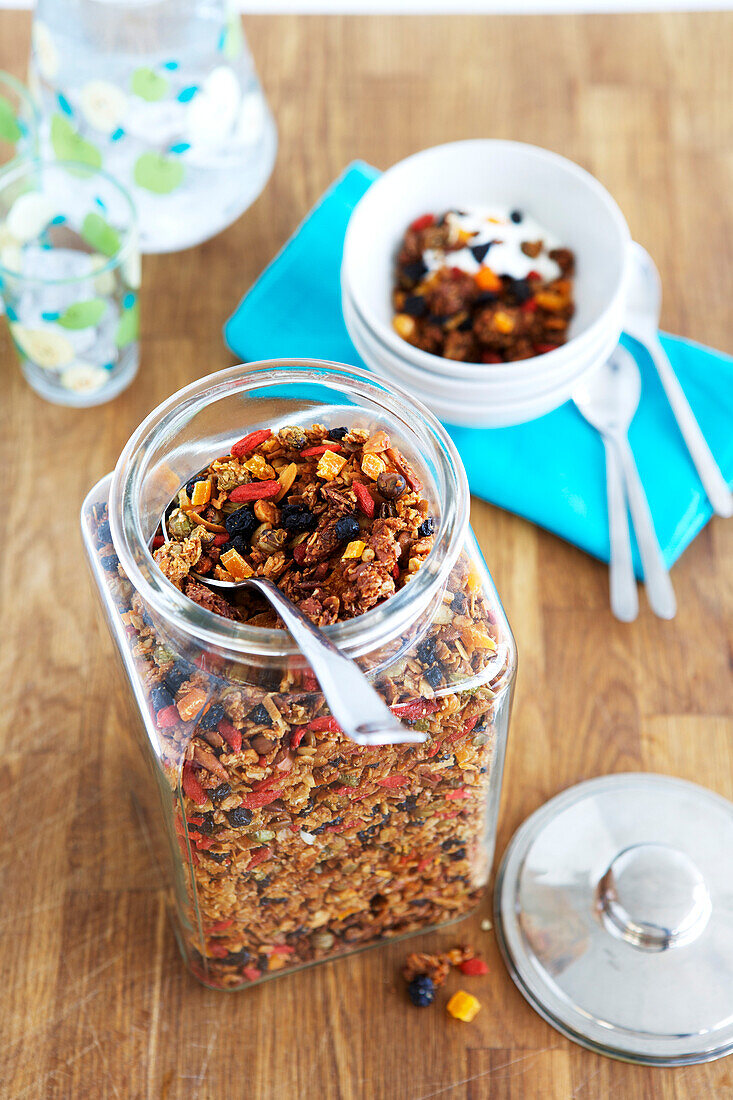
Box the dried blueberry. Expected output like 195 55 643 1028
457 315 473 332
475 290 499 306
402 295 428 317
164 663 190 694
424 664 443 688
417 637 437 665
510 209 523 223
249 703 272 726
281 504 317 533
450 848 467 861
227 807 253 828
470 241 494 264
100 554 119 572
451 592 467 613
408 974 435 1007
327 426 349 442
417 517 435 538
230 535 251 556
224 947 250 965
199 703 225 730
401 259 428 283
186 478 198 497
97 520 111 544
211 782 232 804
225 507 258 539
206 851 229 864
334 514 361 542
509 276 532 304
151 685 174 713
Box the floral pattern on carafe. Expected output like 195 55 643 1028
30 0 277 253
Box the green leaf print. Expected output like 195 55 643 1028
81 212 121 258
0 95 22 145
115 296 139 348
130 67 169 103
57 298 107 330
50 114 102 171
133 152 184 195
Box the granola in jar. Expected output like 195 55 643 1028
392 208 575 363
83 364 516 991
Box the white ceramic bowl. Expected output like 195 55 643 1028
342 139 630 380
342 274 623 404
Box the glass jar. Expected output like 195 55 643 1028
81 361 516 990
30 0 277 253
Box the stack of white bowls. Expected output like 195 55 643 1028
342 141 631 428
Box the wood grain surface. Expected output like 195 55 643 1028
1 10 732 1099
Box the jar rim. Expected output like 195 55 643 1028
109 359 470 660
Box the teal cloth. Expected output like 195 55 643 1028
225 162 733 573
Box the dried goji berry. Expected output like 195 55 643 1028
460 958 489 976
241 790 280 809
520 298 537 312
229 480 282 503
526 269 541 281
270 944 296 955
217 720 242 753
353 481 375 518
212 533 229 546
481 351 503 364
445 787 471 800
243 966 262 981
409 213 435 232
209 941 230 958
378 774 408 788
391 699 439 722
246 846 271 870
182 763 208 806
156 704 179 729
152 535 165 549
231 428 272 457
307 716 341 734
301 443 342 457
251 774 281 793
207 918 234 933
534 343 559 354
290 728 306 748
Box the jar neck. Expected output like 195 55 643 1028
110 360 470 668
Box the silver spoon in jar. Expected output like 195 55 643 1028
158 506 425 748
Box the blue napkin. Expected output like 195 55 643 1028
225 162 733 573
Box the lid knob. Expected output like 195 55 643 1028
597 842 712 951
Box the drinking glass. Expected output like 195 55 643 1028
30 0 277 253
0 158 140 405
0 71 39 169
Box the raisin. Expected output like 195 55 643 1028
376 472 406 500
334 515 360 542
227 807 253 828
470 241 493 264
224 948 250 965
327 427 349 441
402 295 428 317
151 685 174 713
281 504 317 533
416 638 437 665
206 851 229 864
224 508 258 539
97 520 111 544
164 663 189 694
100 554 119 572
248 703 272 726
510 209 523 223
401 259 428 283
211 783 232 804
424 665 443 688
199 703 225 730
417 517 435 537
509 276 532 304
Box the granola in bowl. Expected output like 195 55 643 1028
392 207 575 363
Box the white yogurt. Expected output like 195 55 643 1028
422 207 563 283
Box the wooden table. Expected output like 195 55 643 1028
2 10 732 1099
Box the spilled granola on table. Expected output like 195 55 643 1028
90 421 513 990
392 207 575 363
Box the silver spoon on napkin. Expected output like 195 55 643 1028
575 346 676 621
625 243 732 517
158 505 425 748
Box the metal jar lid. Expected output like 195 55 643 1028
494 774 733 1065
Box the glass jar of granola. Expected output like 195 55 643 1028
81 360 516 990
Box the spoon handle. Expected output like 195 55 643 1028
611 435 677 620
647 333 733 518
248 577 426 747
603 437 638 622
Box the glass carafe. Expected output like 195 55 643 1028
30 0 277 253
